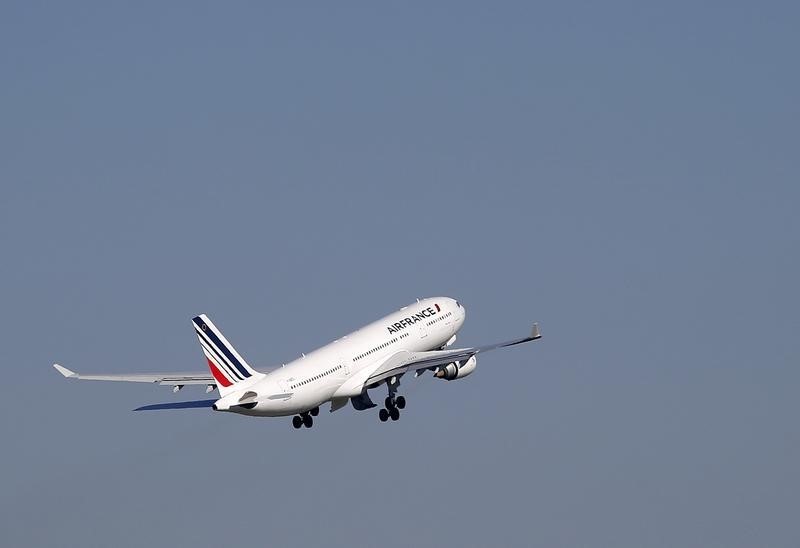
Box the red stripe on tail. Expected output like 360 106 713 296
206 358 232 387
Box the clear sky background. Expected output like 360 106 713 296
1 2 798 547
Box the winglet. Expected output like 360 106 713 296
531 323 542 340
53 363 78 378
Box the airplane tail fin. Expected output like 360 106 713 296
191 314 263 396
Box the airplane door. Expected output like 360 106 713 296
340 357 350 375
419 323 428 339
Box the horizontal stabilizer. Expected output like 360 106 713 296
134 399 217 411
52 363 215 386
53 363 77 378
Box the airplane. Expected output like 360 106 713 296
53 297 541 428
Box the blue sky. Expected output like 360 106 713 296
1 2 798 547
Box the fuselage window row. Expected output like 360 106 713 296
354 336 401 362
291 364 343 390
426 311 453 326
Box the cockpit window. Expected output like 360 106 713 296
456 301 461 308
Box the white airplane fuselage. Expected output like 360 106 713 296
213 297 465 417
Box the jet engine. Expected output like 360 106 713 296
434 356 477 381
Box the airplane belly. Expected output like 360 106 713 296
254 385 334 416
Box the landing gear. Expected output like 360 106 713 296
378 376 408 423
292 411 315 429
378 393 406 422
310 406 319 417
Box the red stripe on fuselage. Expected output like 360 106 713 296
206 358 232 387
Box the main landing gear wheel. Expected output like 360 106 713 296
292 414 314 429
380 394 406 422
310 406 320 417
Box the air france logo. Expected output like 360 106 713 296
387 303 440 334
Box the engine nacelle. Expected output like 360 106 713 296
434 356 477 381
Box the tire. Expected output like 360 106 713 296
310 406 319 417
385 396 395 409
303 414 313 428
389 407 400 421
292 416 303 429
395 396 406 409
379 408 389 422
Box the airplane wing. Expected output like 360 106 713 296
364 323 542 386
53 363 215 387
134 399 218 411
